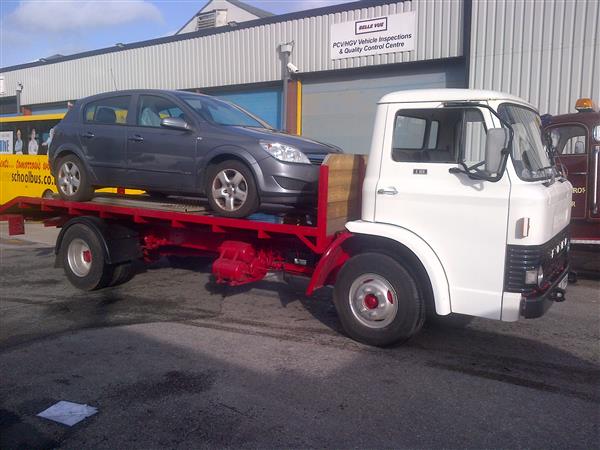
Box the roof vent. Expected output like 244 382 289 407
196 9 228 30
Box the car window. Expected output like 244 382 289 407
549 125 587 155
180 94 268 128
138 95 184 128
84 96 130 125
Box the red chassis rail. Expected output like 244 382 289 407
0 164 353 292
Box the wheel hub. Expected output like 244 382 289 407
67 238 92 277
58 161 81 196
348 273 398 329
212 169 248 211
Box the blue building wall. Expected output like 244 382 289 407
215 88 282 129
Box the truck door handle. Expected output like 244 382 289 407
377 187 398 195
80 132 95 139
128 135 144 143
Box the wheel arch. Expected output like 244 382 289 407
53 146 98 183
199 145 263 194
55 216 141 267
310 223 451 316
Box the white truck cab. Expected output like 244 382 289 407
343 89 572 339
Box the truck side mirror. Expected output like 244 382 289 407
485 128 509 175
161 117 192 131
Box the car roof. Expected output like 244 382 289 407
79 89 208 102
378 88 535 109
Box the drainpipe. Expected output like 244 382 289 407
278 42 294 132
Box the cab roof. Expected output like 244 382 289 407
378 89 535 109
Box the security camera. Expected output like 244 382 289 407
287 62 299 73
16 82 24 93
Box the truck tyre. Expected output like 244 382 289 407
333 253 425 346
56 154 94 202
109 261 136 287
59 224 114 291
206 160 259 218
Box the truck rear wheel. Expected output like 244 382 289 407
333 253 425 346
59 224 114 291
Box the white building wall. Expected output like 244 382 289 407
469 0 600 115
0 0 464 106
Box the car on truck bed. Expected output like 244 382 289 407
2 89 573 347
48 90 340 217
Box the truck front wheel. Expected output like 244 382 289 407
333 253 425 346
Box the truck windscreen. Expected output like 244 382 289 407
499 103 554 181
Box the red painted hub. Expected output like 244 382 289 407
364 293 379 310
82 250 92 263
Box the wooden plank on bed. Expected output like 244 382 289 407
323 154 367 235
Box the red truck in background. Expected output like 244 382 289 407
543 98 600 274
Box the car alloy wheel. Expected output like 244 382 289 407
211 168 249 212
58 160 82 197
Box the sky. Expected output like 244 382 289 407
0 0 352 69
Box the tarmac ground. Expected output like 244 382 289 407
0 223 598 449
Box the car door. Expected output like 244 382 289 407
126 94 197 192
79 95 131 186
374 102 511 319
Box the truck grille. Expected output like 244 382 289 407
504 227 569 293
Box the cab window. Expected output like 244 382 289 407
138 95 184 128
84 96 130 125
391 108 485 164
549 125 587 155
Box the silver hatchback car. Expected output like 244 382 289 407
49 90 340 217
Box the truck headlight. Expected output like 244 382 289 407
525 265 544 286
259 141 310 164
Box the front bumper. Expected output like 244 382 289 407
254 156 321 205
520 265 569 319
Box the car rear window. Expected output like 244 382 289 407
84 96 131 125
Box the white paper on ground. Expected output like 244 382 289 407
37 400 98 426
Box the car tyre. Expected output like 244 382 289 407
55 154 94 202
206 160 259 218
333 253 425 346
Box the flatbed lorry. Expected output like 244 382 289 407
0 89 573 346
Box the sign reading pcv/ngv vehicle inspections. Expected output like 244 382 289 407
330 11 415 60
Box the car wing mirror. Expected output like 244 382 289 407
160 117 192 131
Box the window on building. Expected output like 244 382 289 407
84 96 130 125
549 125 587 155
137 95 184 128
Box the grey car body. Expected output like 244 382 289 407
49 89 339 209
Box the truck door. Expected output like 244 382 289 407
548 123 589 220
374 102 511 319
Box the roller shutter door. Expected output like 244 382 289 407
302 64 464 154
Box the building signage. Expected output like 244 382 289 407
330 11 416 60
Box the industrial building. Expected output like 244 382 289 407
0 0 598 154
